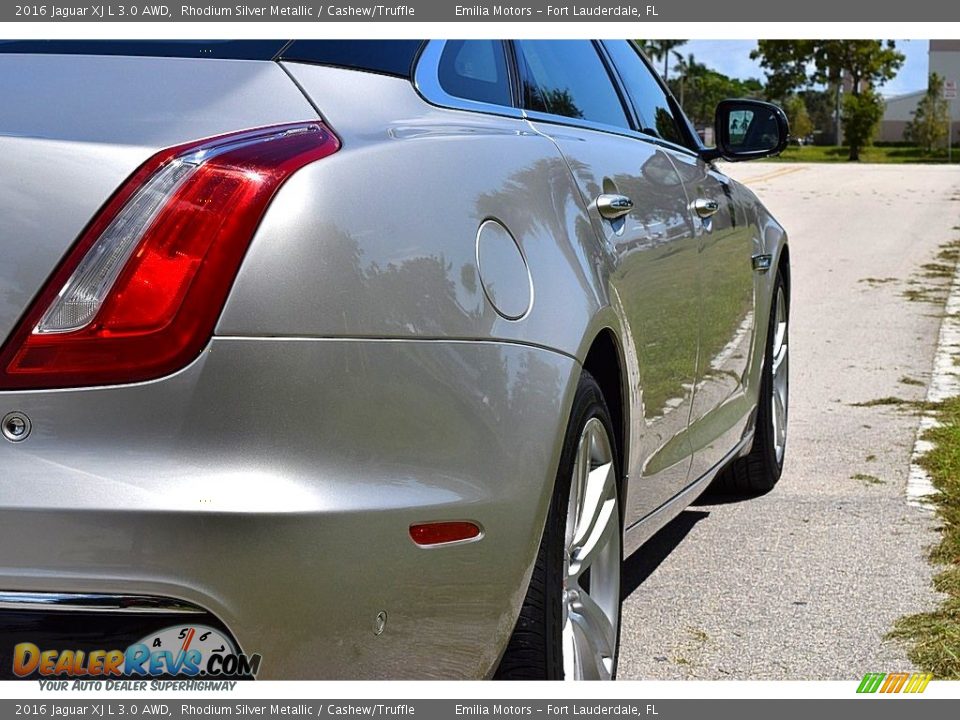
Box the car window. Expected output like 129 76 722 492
513 40 629 129
602 40 689 148
281 40 424 77
0 40 428 78
438 40 512 107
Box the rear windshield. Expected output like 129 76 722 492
0 40 425 77
281 40 424 77
0 40 289 60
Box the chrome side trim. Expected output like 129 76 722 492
752 254 773 272
413 40 524 120
622 432 754 559
0 592 205 615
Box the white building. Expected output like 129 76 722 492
879 40 960 144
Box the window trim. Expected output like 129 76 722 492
593 40 643 131
511 39 637 137
606 40 707 158
413 40 523 120
412 39 709 163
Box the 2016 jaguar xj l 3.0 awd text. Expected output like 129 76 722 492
0 39 790 680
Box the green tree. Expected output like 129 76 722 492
783 95 813 141
666 53 764 128
797 89 835 142
750 40 815 101
906 73 951 154
639 40 687 82
842 90 884 159
751 40 904 159
670 52 705 109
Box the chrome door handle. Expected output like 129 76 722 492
596 194 633 220
693 198 720 219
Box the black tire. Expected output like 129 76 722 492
712 268 789 495
495 372 622 680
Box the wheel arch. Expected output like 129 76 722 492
777 242 791 304
581 327 628 485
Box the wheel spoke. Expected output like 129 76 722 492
775 372 788 412
566 436 590 548
774 392 787 442
772 341 788 378
571 487 617 578
569 591 616 680
572 459 615 549
562 618 578 679
771 396 779 442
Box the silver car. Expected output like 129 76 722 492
0 40 789 680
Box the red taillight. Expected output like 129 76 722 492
0 122 339 390
409 521 483 546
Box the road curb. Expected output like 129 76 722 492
907 253 960 508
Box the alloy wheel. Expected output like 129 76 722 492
562 417 621 680
770 285 789 464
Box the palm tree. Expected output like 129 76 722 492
641 40 688 82
672 53 705 111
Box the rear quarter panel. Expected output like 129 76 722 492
218 63 608 361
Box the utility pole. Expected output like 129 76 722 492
945 80 957 163
834 80 843 146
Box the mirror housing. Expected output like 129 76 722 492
704 99 789 162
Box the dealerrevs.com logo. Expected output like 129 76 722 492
12 625 261 679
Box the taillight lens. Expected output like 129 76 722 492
0 122 339 390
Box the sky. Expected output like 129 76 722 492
681 40 929 98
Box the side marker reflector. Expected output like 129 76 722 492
409 521 482 547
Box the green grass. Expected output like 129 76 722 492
938 240 960 263
851 472 884 485
851 396 913 408
889 397 960 678
765 145 960 164
923 263 957 280
904 286 950 304
900 239 960 304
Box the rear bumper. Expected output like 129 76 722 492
0 337 577 678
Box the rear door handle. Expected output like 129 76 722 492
596 194 633 220
693 197 720 219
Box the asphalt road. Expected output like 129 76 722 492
618 162 960 680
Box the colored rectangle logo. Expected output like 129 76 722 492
857 672 932 694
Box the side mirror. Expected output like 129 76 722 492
710 99 789 162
